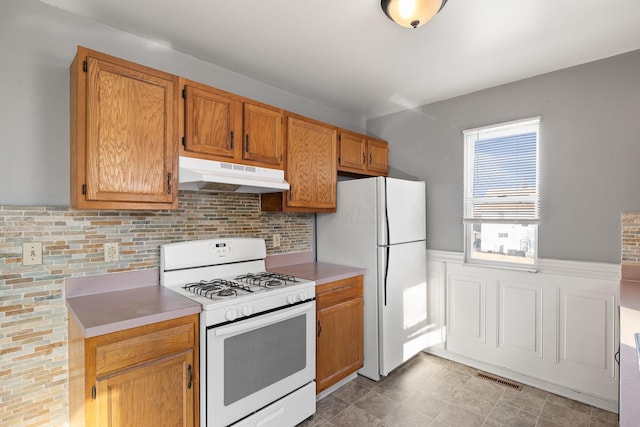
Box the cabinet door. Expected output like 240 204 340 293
338 131 366 172
81 52 178 208
242 102 283 167
367 138 389 175
96 350 195 427
286 116 337 211
184 84 236 159
316 297 364 393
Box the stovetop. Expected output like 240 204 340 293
182 272 302 301
160 238 316 325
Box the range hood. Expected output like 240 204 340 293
178 156 290 194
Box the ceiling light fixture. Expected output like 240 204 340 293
381 0 448 29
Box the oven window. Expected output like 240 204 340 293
223 314 307 405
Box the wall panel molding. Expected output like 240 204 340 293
557 288 615 375
498 280 543 358
448 275 486 343
426 250 620 412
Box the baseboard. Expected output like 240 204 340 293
425 348 619 414
315 373 358 401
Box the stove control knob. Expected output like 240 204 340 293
225 309 238 321
298 291 308 301
241 305 253 316
286 294 297 304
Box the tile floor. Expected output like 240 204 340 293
299 352 618 426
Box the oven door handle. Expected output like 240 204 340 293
214 302 314 337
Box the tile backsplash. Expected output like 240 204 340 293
622 212 640 265
0 191 312 426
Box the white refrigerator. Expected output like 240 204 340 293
317 176 429 380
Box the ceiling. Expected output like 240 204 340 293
39 0 640 120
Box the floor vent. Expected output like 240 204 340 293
475 372 523 391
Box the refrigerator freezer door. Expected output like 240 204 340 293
378 240 429 376
378 178 426 246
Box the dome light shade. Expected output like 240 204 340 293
381 0 448 29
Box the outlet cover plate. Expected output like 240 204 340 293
104 242 119 262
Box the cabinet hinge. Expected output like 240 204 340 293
91 385 96 400
182 88 186 99
82 184 86 195
82 61 87 73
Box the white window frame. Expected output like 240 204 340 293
463 117 540 271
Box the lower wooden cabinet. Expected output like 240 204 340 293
315 276 364 393
69 314 199 427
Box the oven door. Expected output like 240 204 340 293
206 301 315 427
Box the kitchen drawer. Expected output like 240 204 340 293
316 276 363 310
94 318 196 378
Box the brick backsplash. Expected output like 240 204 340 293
0 191 312 426
622 212 640 265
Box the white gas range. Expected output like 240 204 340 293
160 238 316 427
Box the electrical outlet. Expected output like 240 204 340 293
23 242 43 266
273 234 281 248
104 242 119 262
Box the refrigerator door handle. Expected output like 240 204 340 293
384 245 390 306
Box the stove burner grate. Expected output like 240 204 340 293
236 272 298 288
265 279 284 288
183 278 253 299
217 288 237 297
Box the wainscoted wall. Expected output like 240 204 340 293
0 191 313 426
425 250 620 413
622 212 640 264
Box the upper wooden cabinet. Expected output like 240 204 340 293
366 137 389 175
261 114 337 213
337 130 389 177
337 130 366 173
183 81 239 160
242 102 283 167
181 79 284 169
70 46 179 210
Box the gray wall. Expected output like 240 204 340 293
0 0 365 206
367 50 640 264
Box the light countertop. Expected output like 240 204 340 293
66 269 200 338
268 261 365 286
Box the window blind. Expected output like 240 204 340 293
463 118 540 224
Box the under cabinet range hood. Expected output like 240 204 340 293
178 156 290 194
